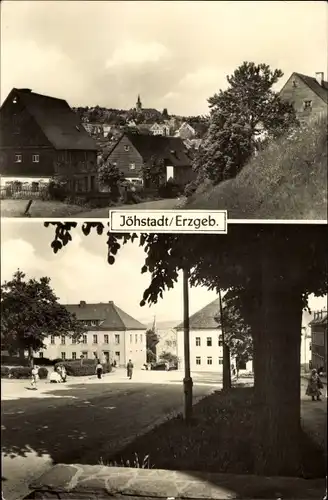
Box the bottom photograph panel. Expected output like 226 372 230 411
1 220 327 500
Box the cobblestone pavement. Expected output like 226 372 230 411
2 380 214 500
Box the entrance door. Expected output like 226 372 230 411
103 351 110 363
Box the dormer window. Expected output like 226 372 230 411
303 100 312 110
13 97 17 104
292 80 297 88
129 163 135 170
124 145 130 152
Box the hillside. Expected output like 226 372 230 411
186 114 327 220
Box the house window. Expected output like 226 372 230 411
219 357 223 365
82 334 87 344
61 335 66 345
130 334 132 343
72 352 77 360
124 145 130 151
207 356 213 365
61 352 66 360
196 356 201 365
135 334 138 343
82 351 88 359
104 334 109 344
115 351 120 360
140 334 143 343
206 337 212 347
292 80 297 88
32 154 39 163
303 100 312 109
195 337 201 346
50 335 55 344
115 334 120 345
72 337 76 344
93 334 98 344
129 163 136 170
39 352 43 358
14 154 22 163
218 335 223 347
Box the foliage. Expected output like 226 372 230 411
47 179 68 202
98 158 125 196
146 328 159 362
159 351 179 365
38 367 49 379
1 366 10 378
8 366 32 379
215 288 253 362
54 361 112 377
192 62 298 187
1 270 86 363
142 155 166 189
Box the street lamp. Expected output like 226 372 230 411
183 265 193 421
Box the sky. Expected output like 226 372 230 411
1 1 327 115
1 220 327 326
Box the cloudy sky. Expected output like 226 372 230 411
1 1 327 115
1 220 327 326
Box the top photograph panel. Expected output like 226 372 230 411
0 1 327 220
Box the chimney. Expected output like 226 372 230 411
79 301 86 307
315 72 324 86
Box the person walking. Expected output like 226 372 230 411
96 360 103 379
127 359 134 380
31 365 39 389
61 365 67 383
306 368 323 401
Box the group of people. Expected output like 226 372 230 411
306 367 324 401
49 364 67 384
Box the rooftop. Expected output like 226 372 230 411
293 72 328 104
175 298 221 330
65 301 147 331
2 88 98 151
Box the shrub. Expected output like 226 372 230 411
33 357 54 366
1 366 10 378
38 367 48 379
54 361 112 377
47 181 68 202
1 355 29 367
9 366 32 379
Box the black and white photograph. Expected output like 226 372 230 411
1 220 327 499
0 0 327 220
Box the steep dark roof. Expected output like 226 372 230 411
110 133 191 167
294 73 328 104
65 301 147 330
175 298 221 330
8 88 98 151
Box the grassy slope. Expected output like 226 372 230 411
186 114 327 220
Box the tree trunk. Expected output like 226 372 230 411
28 346 34 368
18 347 25 365
253 248 303 476
222 343 231 390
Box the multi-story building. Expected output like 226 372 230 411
0 88 98 192
150 123 171 136
309 310 327 372
279 71 328 124
175 298 253 373
39 301 147 368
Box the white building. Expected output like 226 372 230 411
39 300 147 368
150 123 171 136
301 309 314 371
175 298 253 373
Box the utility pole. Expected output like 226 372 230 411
183 266 193 422
219 288 231 391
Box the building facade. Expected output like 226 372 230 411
310 310 327 372
150 123 171 136
38 301 147 368
279 72 328 124
0 88 98 192
175 298 253 373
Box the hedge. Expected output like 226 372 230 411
1 366 49 379
54 361 112 377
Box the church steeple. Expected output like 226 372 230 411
136 94 142 112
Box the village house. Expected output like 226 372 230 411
82 121 112 138
105 132 194 187
309 309 327 373
39 301 147 368
0 88 98 192
150 123 171 136
279 71 328 124
301 309 314 371
175 122 196 140
175 298 253 373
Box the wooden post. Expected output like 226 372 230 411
219 288 231 390
183 266 193 421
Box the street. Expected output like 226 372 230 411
1 370 216 500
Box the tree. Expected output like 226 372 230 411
146 327 159 362
162 108 169 119
1 270 86 366
192 62 298 187
142 155 166 189
98 158 125 198
46 222 327 476
159 351 179 366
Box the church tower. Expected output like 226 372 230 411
136 94 142 112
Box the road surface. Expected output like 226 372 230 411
1 375 214 500
77 197 183 218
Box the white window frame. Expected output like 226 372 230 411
104 334 109 344
129 163 136 170
196 356 201 365
32 154 40 163
61 335 66 345
82 334 88 344
124 145 130 152
195 337 201 347
115 334 120 345
50 335 55 344
14 154 22 163
93 334 98 344
61 352 66 360
219 357 223 365
72 352 77 360
206 337 212 347
207 357 213 365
